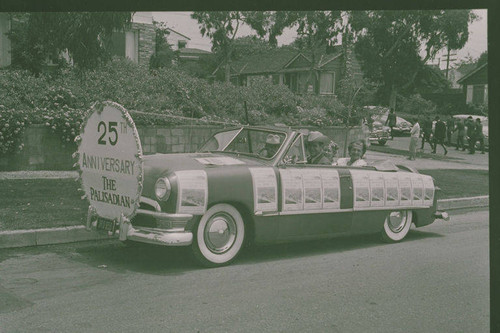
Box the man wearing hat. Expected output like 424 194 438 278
306 131 331 165
259 134 282 158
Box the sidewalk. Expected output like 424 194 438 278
366 136 489 170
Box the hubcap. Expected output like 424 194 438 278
388 211 407 233
204 212 237 254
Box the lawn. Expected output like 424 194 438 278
0 179 88 231
0 170 489 231
419 169 489 199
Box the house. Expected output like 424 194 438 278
457 62 488 105
164 28 211 62
0 12 156 68
445 63 477 89
108 12 156 65
212 45 363 96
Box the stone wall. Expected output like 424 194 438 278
0 125 366 171
133 22 155 66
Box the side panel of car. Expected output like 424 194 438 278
204 166 280 243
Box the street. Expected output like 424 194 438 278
0 209 489 332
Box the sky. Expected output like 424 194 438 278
152 10 487 69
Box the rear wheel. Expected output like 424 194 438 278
192 204 245 267
381 210 412 243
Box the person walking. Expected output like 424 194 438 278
474 118 485 154
432 116 448 155
446 115 455 146
466 116 476 154
420 116 433 150
385 108 397 139
408 118 420 160
454 118 466 151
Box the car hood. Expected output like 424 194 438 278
142 152 265 179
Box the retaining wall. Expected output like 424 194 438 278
0 124 366 171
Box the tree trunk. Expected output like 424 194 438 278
225 48 232 83
389 84 397 110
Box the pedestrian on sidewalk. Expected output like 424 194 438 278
446 115 455 146
432 116 448 155
408 118 420 160
454 118 466 151
420 115 433 150
474 118 485 154
466 116 476 154
385 108 397 140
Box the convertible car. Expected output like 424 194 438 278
87 126 448 267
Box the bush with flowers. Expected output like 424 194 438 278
0 58 352 156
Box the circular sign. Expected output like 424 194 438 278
75 101 143 220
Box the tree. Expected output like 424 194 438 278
150 20 178 69
350 10 476 110
8 12 133 74
191 11 268 83
476 50 488 67
290 11 343 93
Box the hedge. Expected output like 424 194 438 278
0 58 348 155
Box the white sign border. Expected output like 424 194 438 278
74 100 144 221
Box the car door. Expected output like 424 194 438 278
275 133 353 241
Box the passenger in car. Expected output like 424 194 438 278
259 134 282 158
334 140 368 167
306 131 332 165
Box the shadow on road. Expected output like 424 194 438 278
55 228 444 274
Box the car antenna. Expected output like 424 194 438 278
244 101 253 153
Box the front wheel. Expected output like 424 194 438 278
381 210 413 243
192 204 245 267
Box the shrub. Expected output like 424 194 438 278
0 58 353 155
398 94 437 116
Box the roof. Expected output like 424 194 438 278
457 62 487 84
214 45 344 76
166 28 191 40
179 48 211 55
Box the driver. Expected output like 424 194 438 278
259 134 281 158
306 131 331 165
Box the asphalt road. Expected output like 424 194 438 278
0 209 489 333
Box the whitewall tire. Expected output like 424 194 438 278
381 210 413 243
192 204 245 267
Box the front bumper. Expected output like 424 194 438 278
86 198 194 247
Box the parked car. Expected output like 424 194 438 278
364 107 412 137
449 114 488 150
374 114 412 136
368 120 391 145
88 126 448 267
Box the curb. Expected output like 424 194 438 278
0 226 114 249
0 196 489 249
437 195 489 210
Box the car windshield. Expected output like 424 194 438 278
199 128 287 159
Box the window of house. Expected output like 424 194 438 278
320 72 335 95
109 31 126 57
466 85 473 104
484 84 488 104
472 84 485 105
125 30 139 63
178 40 187 49
285 73 298 92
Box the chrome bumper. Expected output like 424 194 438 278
120 223 193 246
86 197 194 247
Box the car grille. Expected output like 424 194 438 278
130 201 157 228
130 199 187 230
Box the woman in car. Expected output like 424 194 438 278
334 140 368 167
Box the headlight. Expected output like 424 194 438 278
155 177 171 201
